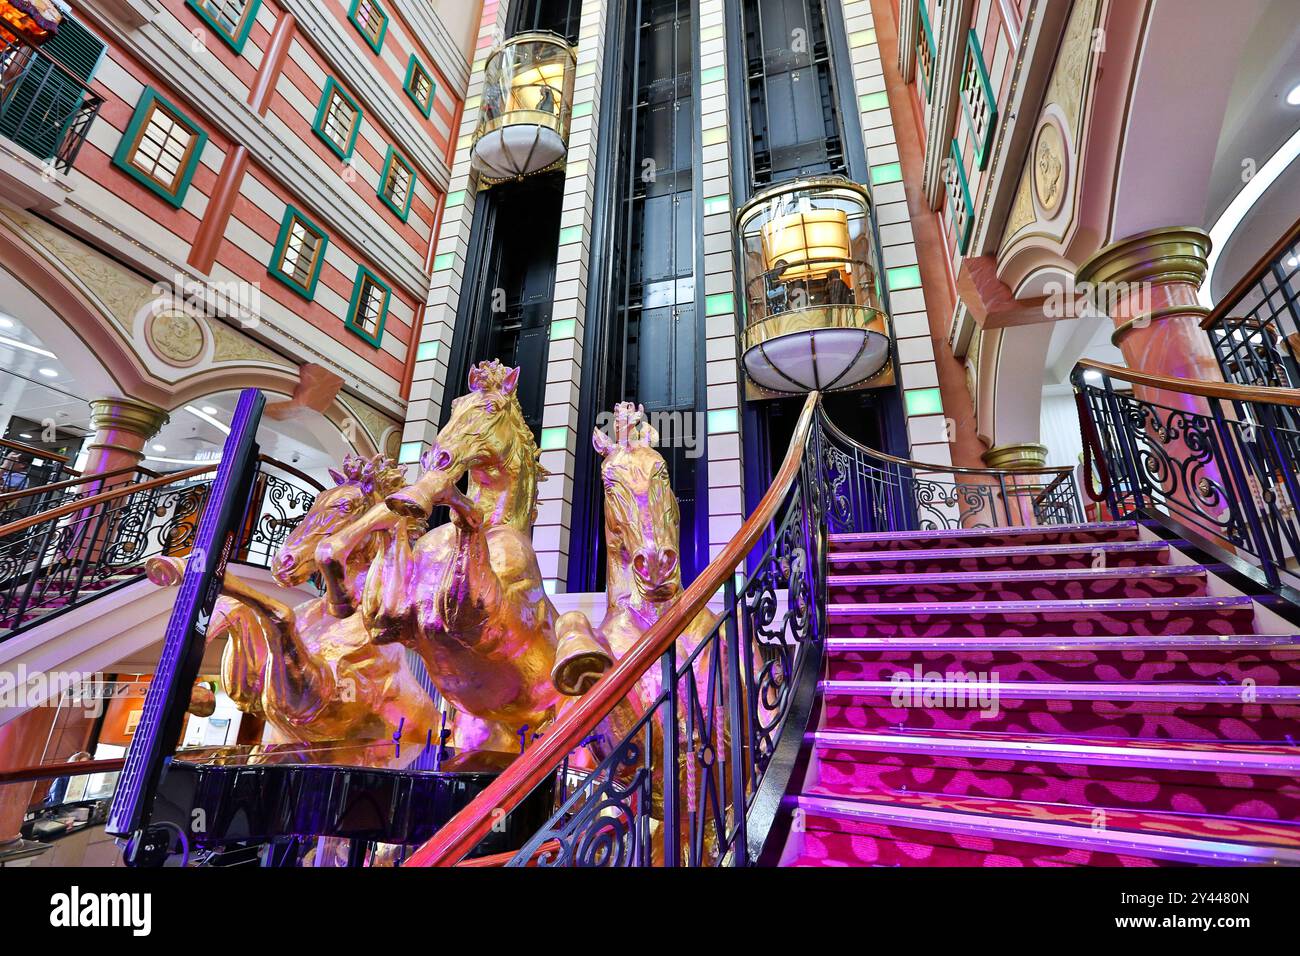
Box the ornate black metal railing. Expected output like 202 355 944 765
0 457 320 640
1073 358 1300 593
1202 215 1300 393
401 392 1082 868
0 437 74 521
0 36 104 173
818 413 1082 532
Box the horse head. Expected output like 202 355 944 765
594 403 681 604
386 360 547 527
271 453 405 587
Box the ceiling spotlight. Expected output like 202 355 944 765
152 444 166 453
37 367 57 378
1083 369 1104 384
201 405 218 415
0 317 12 329
1288 82 1300 106
18 433 32 440
1287 255 1298 268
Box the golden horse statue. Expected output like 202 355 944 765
318 361 615 753
558 402 719 698
559 402 726 861
146 454 438 749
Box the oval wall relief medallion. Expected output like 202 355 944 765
146 308 206 367
1032 120 1067 218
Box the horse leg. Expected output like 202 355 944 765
316 502 400 618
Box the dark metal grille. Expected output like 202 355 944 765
1204 219 1300 392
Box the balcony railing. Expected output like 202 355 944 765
0 35 102 172
0 456 321 641
1202 215 1300 392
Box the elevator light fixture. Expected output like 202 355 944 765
471 32 577 184
37 367 57 378
736 177 892 396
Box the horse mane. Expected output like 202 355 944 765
461 360 551 525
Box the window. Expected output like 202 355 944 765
313 78 362 161
959 29 997 170
186 0 262 54
269 206 328 299
346 267 391 346
944 140 974 253
0 15 104 163
378 147 416 220
112 90 208 207
348 0 388 53
404 56 435 117
916 1 936 95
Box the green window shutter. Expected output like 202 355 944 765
0 17 105 162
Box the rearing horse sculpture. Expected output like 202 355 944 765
147 455 438 747
330 361 614 750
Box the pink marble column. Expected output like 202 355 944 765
82 397 170 483
1075 227 1222 412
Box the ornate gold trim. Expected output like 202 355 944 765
743 304 888 352
89 397 170 440
1075 226 1211 288
735 175 872 227
1111 305 1212 346
980 442 1049 471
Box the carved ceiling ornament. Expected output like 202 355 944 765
998 0 1102 251
1032 119 1067 217
144 306 207 367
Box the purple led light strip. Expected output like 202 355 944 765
106 389 265 838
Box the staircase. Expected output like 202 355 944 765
783 520 1300 867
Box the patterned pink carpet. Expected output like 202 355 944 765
783 521 1300 867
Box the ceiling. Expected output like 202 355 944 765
0 310 342 482
1041 313 1124 391
1205 0 1300 297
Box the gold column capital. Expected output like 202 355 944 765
981 442 1049 471
89 397 170 442
1075 226 1211 289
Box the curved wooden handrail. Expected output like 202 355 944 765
258 455 326 492
0 757 126 785
0 436 71 465
1200 213 1300 330
0 455 324 536
401 391 823 867
1077 358 1300 408
819 412 1074 478
0 464 218 538
0 464 150 506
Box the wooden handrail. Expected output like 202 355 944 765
401 391 823 867
0 455 324 536
258 455 326 492
0 757 126 785
0 436 71 465
0 464 148 506
1077 359 1300 408
819 411 1074 478
0 464 217 538
1200 213 1300 330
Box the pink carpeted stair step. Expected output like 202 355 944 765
828 539 1171 575
828 595 1256 638
828 521 1141 553
811 728 1300 820
829 565 1209 604
819 678 1300 740
787 790 1300 867
824 634 1300 684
